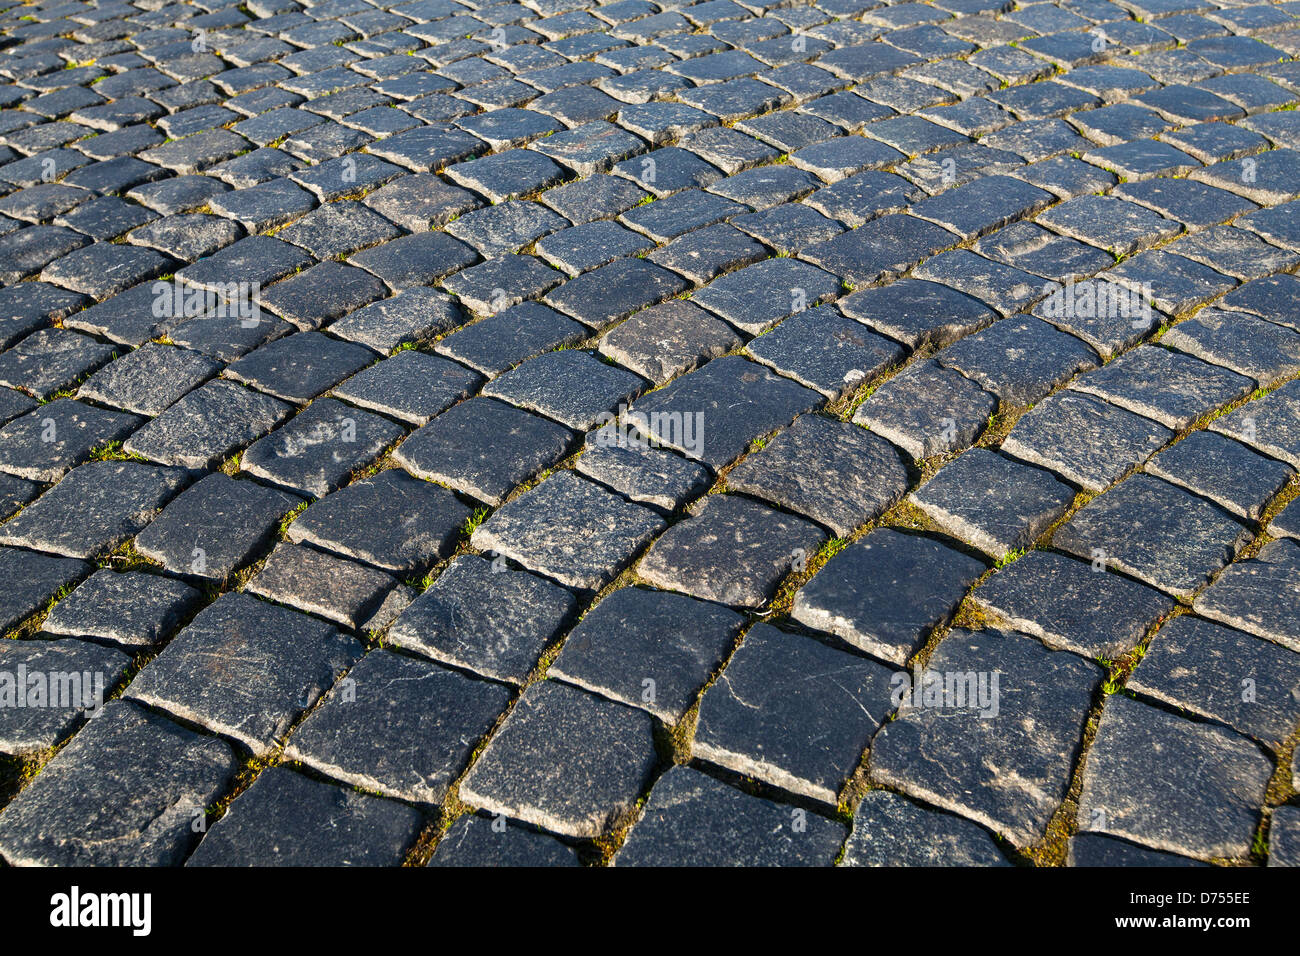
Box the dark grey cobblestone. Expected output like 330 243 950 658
3 0 1300 869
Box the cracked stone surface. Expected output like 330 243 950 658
3 0 1300 869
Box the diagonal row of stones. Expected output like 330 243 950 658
0 0 1299 867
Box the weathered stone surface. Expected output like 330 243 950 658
472 471 665 593
1077 695 1271 861
617 766 847 867
0 638 132 755
727 415 908 536
459 680 658 839
1193 538 1300 653
331 349 480 426
841 791 1009 867
792 529 985 665
44 569 199 648
1211 378 1300 468
1053 475 1251 599
910 449 1075 559
871 627 1102 847
389 555 577 684
576 426 711 512
854 359 997 461
0 700 236 866
0 398 144 483
76 343 221 417
1271 805 1300 868
429 814 581 867
552 586 744 724
597 300 743 385
639 493 825 609
247 542 412 632
126 591 362 755
1147 430 1293 522
0 460 188 560
123 379 293 470
934 314 1100 407
482 349 647 431
974 549 1174 660
286 650 510 805
695 624 895 804
186 765 423 867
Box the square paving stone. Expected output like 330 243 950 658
438 254 564 315
0 546 90 636
597 300 743 385
445 148 567 203
1037 194 1182 256
224 331 376 403
910 449 1075 559
368 123 485 171
840 278 998 351
363 172 482 232
393 397 574 505
185 765 423 867
1115 175 1257 228
732 202 847 256
0 327 117 400
1002 389 1173 493
694 624 896 804
275 201 404 262
1053 474 1251 599
166 311 295 364
871 627 1102 847
542 257 689 329
483 350 646 431
616 765 847 867
973 549 1175 660
332 350 480 427
1162 309 1300 388
646 223 767 286
0 399 144 483
0 700 236 867
123 379 294 470
76 343 220 417
638 493 826 609
840 790 1010 867
428 814 581 867
935 314 1100 407
1077 694 1272 861
1130 614 1300 748
626 356 823 470
745 305 905 399
471 471 666 593
176 235 312 292
389 554 577 684
1269 805 1300 869
206 176 317 233
0 473 39 520
792 528 986 665
0 460 188 560
852 358 997 461
576 426 713 512
39 243 175 301
535 221 655 277
1072 345 1255 431
126 591 362 755
43 569 200 648
445 199 571 259
287 468 470 575
911 250 1053 316
529 121 647 176
134 473 304 582
328 287 466 354
258 261 389 331
551 586 744 724
911 174 1053 239
1210 379 1300 468
1170 225 1300 283
247 541 412 632
285 649 510 805
1147 429 1293 521
611 146 724 197
975 221 1115 283
1032 278 1164 359
458 680 659 839
803 169 924 228
617 188 747 243
726 415 909 536
1193 538 1300 653
0 637 132 755
801 213 958 286
240 399 406 499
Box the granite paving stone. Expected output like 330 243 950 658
1193 537 1300 653
0 700 236 867
694 623 896 804
871 627 1102 847
0 545 91 636
428 814 581 868
247 541 413 632
1210 379 1300 468
459 679 658 839
0 398 144 483
134 472 304 582
745 305 905 399
186 765 422 867
792 528 985 665
0 637 132 755
224 331 375 403
482 349 647 431
285 649 510 804
76 343 220 417
327 287 465 353
1146 429 1294 521
43 568 200 648
616 766 847 866
853 358 997 461
638 493 826 609
935 314 1100 407
910 449 1075 559
1067 833 1208 868
1162 309 1300 388
125 590 362 754
472 471 666 593
1077 694 1271 860
841 790 1009 867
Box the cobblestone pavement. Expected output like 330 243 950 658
0 0 1299 869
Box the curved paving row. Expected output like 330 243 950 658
0 0 1299 867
